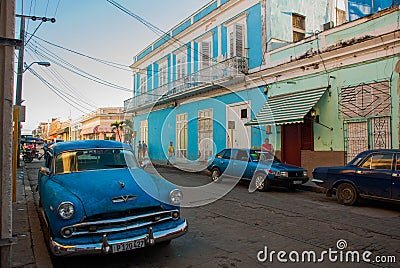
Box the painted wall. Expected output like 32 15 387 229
267 56 399 152
348 0 400 21
132 87 266 161
267 0 330 50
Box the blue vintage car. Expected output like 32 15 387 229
312 149 400 206
207 149 309 191
38 140 187 256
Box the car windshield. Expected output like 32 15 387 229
54 148 138 174
249 150 281 163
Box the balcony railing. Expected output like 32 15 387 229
124 56 248 111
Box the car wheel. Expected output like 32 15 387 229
211 168 221 182
336 183 358 206
254 173 270 191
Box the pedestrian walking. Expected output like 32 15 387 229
167 141 175 165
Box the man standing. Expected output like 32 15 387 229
261 138 274 154
167 141 175 165
138 141 143 160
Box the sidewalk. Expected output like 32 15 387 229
11 164 52 268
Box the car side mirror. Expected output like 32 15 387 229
39 167 50 176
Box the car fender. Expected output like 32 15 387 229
40 178 85 238
331 179 360 194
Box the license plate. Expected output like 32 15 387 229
293 180 302 185
112 239 145 253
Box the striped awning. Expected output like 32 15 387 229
245 87 327 126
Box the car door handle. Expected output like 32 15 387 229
392 173 400 178
356 170 363 174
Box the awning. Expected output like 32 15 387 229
245 87 327 126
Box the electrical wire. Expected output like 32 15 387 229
26 33 131 71
26 40 132 92
106 0 217 67
27 68 93 114
25 48 100 109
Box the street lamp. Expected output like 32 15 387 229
23 61 51 73
13 60 51 176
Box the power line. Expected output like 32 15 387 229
28 68 92 114
25 49 99 110
27 33 131 71
106 0 216 66
26 40 132 92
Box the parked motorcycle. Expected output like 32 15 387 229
22 148 36 163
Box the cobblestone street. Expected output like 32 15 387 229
24 162 400 267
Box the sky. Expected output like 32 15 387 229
16 0 211 134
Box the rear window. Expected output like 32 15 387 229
54 148 138 174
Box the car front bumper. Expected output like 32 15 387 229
270 177 309 186
50 219 188 256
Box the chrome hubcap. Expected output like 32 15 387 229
212 171 219 181
255 176 264 189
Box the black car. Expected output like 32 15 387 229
312 149 400 205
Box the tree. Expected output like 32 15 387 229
123 119 133 144
111 120 124 142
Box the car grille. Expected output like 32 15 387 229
288 171 304 177
60 208 179 238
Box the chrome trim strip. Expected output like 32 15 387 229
311 179 324 184
51 219 188 256
61 210 179 237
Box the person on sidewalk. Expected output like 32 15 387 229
138 141 143 160
142 141 148 158
167 141 175 165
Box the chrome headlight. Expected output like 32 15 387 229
170 189 183 205
303 170 308 177
57 202 75 220
275 171 288 177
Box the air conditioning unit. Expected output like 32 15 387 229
323 21 334 31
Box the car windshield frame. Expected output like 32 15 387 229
249 150 281 163
53 148 139 175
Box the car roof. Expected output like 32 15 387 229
50 140 131 155
357 149 400 156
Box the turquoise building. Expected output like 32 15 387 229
124 0 398 174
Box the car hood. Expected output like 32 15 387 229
53 168 165 217
257 161 304 171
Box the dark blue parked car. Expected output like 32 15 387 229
312 149 400 206
207 149 309 191
38 140 187 256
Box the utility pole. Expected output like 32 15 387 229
14 10 55 168
1 1 17 267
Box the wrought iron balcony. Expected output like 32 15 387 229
124 56 248 112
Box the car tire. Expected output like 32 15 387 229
254 173 270 191
336 183 358 206
211 168 221 183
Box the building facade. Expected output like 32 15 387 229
125 0 337 165
247 6 399 174
80 107 125 141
